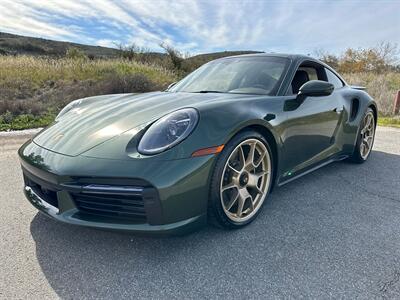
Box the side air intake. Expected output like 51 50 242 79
350 98 359 121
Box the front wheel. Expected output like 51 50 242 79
349 108 376 163
208 131 273 229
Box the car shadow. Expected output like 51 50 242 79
30 150 400 298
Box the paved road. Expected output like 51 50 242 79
0 127 399 299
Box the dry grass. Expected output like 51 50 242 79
0 55 399 130
342 72 400 116
0 55 175 86
0 56 178 130
0 56 176 114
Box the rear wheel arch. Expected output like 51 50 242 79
349 107 376 163
368 104 378 126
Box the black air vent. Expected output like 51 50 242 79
72 185 147 222
350 98 360 121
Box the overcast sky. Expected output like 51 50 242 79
0 0 399 55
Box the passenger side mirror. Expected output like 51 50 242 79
297 80 334 102
166 81 177 91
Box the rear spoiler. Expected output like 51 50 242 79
349 85 366 91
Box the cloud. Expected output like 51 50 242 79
95 39 117 48
0 0 83 40
0 0 399 54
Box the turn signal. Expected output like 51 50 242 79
192 145 224 157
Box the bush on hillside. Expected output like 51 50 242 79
159 42 185 71
66 47 87 60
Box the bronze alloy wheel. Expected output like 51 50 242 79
359 111 375 160
348 108 376 164
219 138 271 223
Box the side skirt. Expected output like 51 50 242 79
276 154 348 187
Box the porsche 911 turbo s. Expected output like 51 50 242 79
19 54 377 235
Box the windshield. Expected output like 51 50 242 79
169 56 289 95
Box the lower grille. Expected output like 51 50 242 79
71 186 147 222
23 168 151 223
24 175 59 208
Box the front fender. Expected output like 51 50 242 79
82 97 286 162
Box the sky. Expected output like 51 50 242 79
0 0 399 55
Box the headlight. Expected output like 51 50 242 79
55 99 82 120
137 108 199 155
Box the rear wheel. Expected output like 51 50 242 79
349 108 376 163
208 131 273 229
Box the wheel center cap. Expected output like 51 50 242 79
239 172 249 186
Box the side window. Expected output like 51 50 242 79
325 68 344 89
288 66 319 95
299 67 318 80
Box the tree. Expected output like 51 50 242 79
315 42 399 73
114 42 153 63
314 49 339 69
159 42 184 70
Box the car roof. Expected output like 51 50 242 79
215 52 315 62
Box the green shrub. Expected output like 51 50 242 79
2 110 13 123
66 47 87 60
0 111 56 130
378 116 400 128
104 73 159 93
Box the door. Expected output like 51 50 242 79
280 63 345 179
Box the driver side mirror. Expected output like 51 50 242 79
297 80 334 102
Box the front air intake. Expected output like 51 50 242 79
71 185 147 222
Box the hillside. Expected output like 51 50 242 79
0 32 120 57
0 32 261 61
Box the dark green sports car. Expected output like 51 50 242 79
19 54 377 235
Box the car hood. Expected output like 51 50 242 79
33 91 256 156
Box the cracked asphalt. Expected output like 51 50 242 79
0 126 399 299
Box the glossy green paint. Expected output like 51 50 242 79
19 54 377 235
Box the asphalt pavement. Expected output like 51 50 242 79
0 126 399 299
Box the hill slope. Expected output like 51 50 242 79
0 32 262 61
0 32 120 57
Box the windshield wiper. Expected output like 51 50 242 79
193 90 226 94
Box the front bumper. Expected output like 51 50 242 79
19 140 215 235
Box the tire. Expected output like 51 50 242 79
208 130 274 229
349 108 376 163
